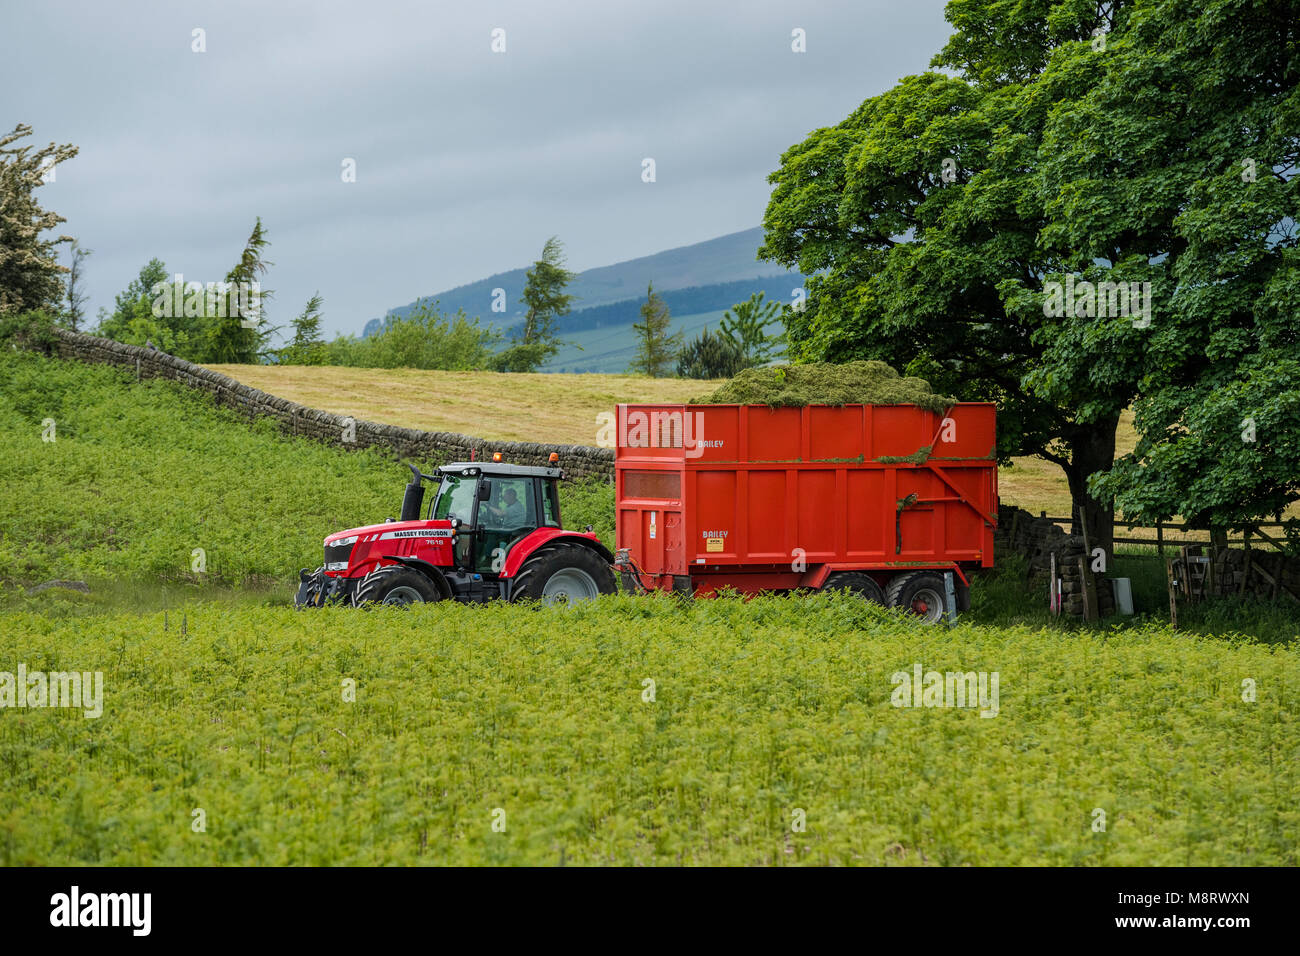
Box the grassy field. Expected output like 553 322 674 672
2 597 1296 865
5 350 1293 637
207 364 723 447
211 363 1119 518
0 353 615 591
2 350 1296 865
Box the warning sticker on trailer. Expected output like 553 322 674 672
706 537 725 552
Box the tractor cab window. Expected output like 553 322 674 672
541 481 560 528
431 473 478 523
475 476 539 575
479 477 535 532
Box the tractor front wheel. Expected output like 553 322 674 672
295 566 328 608
353 565 443 607
510 543 616 605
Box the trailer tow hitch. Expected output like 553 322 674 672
613 548 652 595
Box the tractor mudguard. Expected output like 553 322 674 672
380 555 454 600
499 529 614 579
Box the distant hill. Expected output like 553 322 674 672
362 227 808 371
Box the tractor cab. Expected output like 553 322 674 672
428 462 564 575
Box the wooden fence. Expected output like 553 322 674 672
1032 512 1293 556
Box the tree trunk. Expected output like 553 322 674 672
1062 418 1119 560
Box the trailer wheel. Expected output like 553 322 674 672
353 565 443 607
886 572 949 624
511 542 617 605
822 571 886 604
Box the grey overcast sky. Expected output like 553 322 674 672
4 0 952 338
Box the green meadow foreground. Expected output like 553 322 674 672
2 598 1296 866
1 351 1297 864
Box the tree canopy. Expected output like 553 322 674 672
629 282 682 377
0 124 78 316
677 326 747 379
496 236 574 371
761 0 1300 550
719 291 782 366
96 220 278 364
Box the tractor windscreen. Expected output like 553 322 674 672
431 473 478 523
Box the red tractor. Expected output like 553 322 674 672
295 459 616 607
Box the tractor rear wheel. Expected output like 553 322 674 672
821 571 886 603
353 565 443 607
511 543 616 605
886 572 949 623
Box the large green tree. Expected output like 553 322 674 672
761 0 1300 553
98 221 279 364
95 258 195 355
1076 0 1300 534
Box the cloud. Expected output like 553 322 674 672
3 0 952 337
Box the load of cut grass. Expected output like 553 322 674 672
692 360 954 412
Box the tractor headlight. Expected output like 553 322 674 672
324 535 357 572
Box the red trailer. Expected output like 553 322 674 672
613 402 997 621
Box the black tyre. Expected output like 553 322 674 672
353 565 444 607
885 572 950 624
822 571 886 603
510 542 617 605
295 566 327 608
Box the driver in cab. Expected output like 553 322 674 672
484 486 525 527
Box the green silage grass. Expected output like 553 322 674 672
1 594 1294 865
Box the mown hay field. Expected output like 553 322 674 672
206 364 723 448
207 362 1121 518
2 597 1296 865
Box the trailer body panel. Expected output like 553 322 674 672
615 402 996 594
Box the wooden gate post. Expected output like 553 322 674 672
1166 558 1178 629
1239 530 1252 597
1078 556 1099 621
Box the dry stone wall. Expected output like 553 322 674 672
997 502 1299 615
1203 545 1300 601
995 503 1117 618
48 329 615 480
